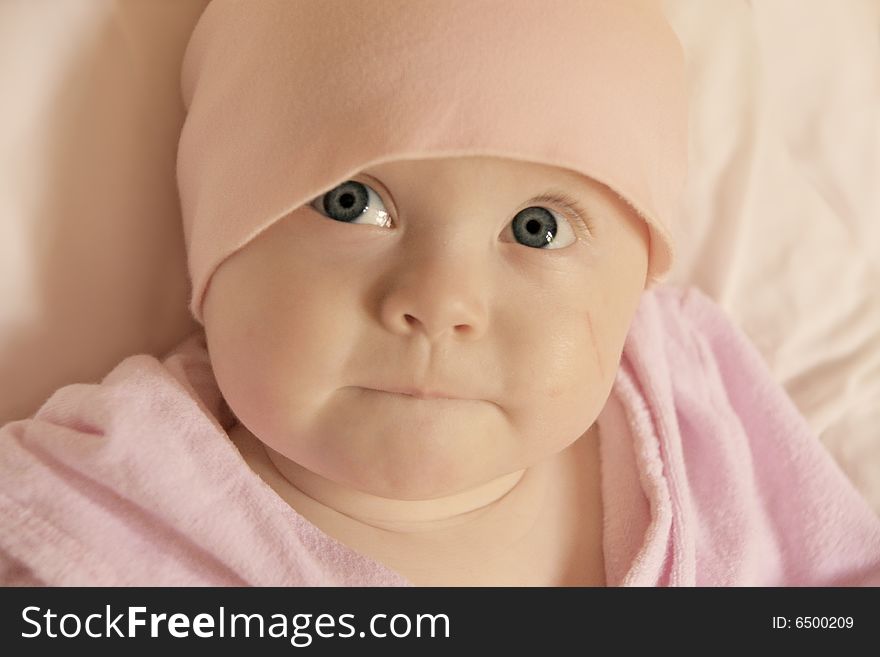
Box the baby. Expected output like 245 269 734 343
1 0 879 587
203 155 638 586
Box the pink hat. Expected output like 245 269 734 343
177 0 688 324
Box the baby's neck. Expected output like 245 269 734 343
228 422 604 586
263 447 530 534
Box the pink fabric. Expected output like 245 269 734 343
1 284 878 586
600 286 880 586
178 0 687 323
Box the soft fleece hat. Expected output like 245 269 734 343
177 0 688 325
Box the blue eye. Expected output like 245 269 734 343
310 181 391 227
511 207 560 249
510 205 580 249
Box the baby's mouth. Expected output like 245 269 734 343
376 388 457 401
363 385 465 402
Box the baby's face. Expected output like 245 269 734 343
203 156 648 500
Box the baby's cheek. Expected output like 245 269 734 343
219 354 330 470
561 341 611 419
507 323 609 457
210 341 273 432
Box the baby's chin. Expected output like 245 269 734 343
251 412 533 502
231 382 598 500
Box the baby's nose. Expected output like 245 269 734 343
377 247 489 343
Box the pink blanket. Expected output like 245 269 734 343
2 285 878 586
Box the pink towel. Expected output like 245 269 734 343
600 286 880 585
2 284 878 586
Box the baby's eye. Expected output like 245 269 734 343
310 181 391 228
508 206 577 250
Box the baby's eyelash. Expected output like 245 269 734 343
529 191 595 239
